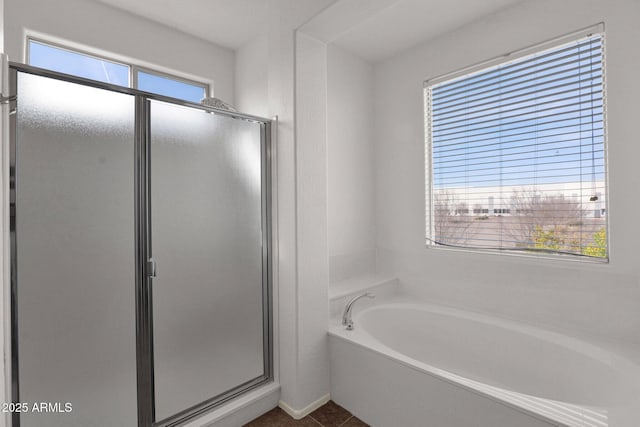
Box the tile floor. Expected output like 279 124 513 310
244 400 369 427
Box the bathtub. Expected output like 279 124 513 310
329 301 640 427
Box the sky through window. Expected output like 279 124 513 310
28 39 208 103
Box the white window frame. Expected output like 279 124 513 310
423 23 609 262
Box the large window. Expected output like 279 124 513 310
424 29 607 260
27 38 209 103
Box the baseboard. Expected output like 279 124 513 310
278 394 330 420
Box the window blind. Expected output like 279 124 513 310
425 33 607 259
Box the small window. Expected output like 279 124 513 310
27 38 209 103
424 30 607 260
28 40 129 86
136 70 207 104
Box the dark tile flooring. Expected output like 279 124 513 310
244 400 369 427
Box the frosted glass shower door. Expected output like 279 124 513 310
14 72 137 426
150 100 267 421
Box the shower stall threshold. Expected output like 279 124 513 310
182 383 280 427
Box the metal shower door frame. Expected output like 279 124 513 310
8 63 273 427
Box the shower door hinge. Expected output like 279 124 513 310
147 258 156 278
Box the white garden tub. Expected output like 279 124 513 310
329 301 640 427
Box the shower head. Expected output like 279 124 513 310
200 97 236 112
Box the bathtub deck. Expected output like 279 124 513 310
453 374 608 427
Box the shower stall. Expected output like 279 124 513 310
6 63 273 427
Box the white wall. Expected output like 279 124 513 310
374 0 640 348
327 44 376 283
4 0 235 103
266 0 334 415
235 35 268 117
290 31 330 411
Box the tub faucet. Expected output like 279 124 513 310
342 292 375 330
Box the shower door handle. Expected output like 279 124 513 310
147 258 157 278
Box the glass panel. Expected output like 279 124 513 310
137 71 206 103
150 100 264 421
15 72 137 426
28 40 130 86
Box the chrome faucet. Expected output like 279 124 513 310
342 292 375 330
